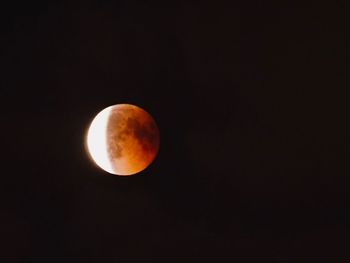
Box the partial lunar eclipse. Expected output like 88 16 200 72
86 104 160 176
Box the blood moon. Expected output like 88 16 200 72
86 104 160 176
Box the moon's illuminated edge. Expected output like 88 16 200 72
86 106 115 174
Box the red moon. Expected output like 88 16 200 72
86 104 160 176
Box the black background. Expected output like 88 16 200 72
1 0 349 262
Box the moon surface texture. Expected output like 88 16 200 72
86 104 160 176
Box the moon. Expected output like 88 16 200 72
86 104 160 176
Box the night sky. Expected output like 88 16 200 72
1 0 349 262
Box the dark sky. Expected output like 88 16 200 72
1 0 349 262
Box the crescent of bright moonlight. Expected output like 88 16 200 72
86 104 160 176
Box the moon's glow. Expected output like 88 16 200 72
86 106 114 174
86 104 160 176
